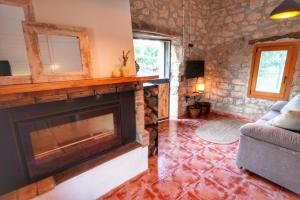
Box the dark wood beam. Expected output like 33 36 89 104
249 32 300 45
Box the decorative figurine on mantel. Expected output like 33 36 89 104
121 50 130 77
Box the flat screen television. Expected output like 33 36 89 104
185 60 204 79
0 61 12 76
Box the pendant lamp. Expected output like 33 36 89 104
270 0 300 19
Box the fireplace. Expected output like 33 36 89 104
0 91 136 189
18 102 124 180
29 112 117 161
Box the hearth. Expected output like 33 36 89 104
0 91 136 193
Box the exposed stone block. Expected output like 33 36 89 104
231 91 245 98
232 79 247 86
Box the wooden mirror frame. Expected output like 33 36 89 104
0 0 35 85
23 22 92 83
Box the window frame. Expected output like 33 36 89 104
248 42 299 101
133 37 171 79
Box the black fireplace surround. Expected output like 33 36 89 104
0 91 136 195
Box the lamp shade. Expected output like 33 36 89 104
270 0 300 19
196 83 205 92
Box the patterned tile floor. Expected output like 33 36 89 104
100 115 300 200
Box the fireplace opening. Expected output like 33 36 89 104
30 113 115 160
12 92 136 182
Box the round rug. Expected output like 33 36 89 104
196 117 245 144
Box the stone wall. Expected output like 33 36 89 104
130 0 209 117
130 0 300 119
203 0 300 119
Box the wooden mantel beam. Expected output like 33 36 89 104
0 76 158 96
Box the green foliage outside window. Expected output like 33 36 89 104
133 39 165 77
256 50 288 93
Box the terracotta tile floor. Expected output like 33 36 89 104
99 115 300 200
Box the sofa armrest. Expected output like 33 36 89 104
270 101 288 112
240 123 300 152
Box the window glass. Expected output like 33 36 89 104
248 43 298 101
133 39 170 78
255 50 288 93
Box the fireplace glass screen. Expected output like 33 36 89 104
30 113 114 160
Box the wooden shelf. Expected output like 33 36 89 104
0 76 158 96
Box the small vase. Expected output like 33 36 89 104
121 65 129 77
112 66 121 78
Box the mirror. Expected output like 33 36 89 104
38 34 83 73
23 22 92 83
0 4 30 76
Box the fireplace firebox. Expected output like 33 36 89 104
0 91 136 194
18 103 122 180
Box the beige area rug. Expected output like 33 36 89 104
196 116 246 144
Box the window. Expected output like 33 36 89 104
133 38 171 78
248 42 298 100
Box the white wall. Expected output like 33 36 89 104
32 0 136 78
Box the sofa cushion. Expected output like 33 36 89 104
281 94 300 113
270 101 288 112
240 123 300 152
270 111 300 132
261 110 280 121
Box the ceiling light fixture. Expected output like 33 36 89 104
270 0 300 20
